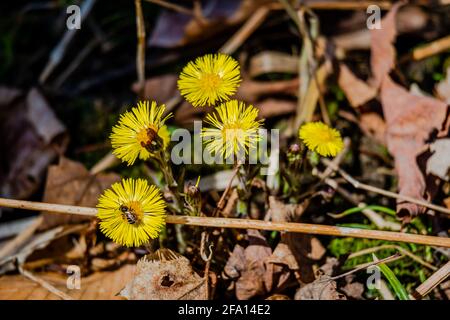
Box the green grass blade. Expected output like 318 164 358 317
373 253 409 300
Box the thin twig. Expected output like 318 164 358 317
19 267 74 300
317 142 402 231
411 35 450 61
134 0 146 98
327 253 402 282
213 164 240 216
348 244 437 271
1 198 450 247
321 158 450 216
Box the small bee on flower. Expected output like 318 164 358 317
299 121 344 157
97 178 166 247
110 101 172 165
202 100 263 159
178 53 241 107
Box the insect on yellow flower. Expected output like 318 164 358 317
110 101 172 165
202 100 263 159
299 121 344 157
178 53 241 107
97 178 166 247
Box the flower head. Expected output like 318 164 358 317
97 178 166 247
299 122 344 157
202 100 262 159
111 101 172 165
178 53 241 107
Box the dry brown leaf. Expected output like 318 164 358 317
120 249 206 300
223 229 272 300
341 275 365 300
265 294 290 300
266 196 323 284
294 258 346 300
257 99 296 119
249 51 298 78
132 74 178 103
333 5 427 51
267 195 308 223
338 64 377 108
359 112 387 145
149 0 271 48
370 2 404 88
295 278 345 300
39 157 120 230
380 76 449 219
0 226 64 275
0 264 135 300
0 87 67 200
235 78 299 104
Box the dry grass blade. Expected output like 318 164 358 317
412 261 450 299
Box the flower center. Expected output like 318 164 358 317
317 129 335 144
136 126 159 149
120 201 144 225
222 123 246 142
200 73 221 91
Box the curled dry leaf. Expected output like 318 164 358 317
223 230 272 300
380 76 449 219
39 157 120 231
294 258 346 300
0 87 67 200
120 248 206 300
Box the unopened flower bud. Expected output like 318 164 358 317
287 143 303 170
184 181 202 216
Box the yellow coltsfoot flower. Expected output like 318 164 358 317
178 53 241 107
202 100 262 159
110 101 172 165
97 178 166 247
299 121 344 157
